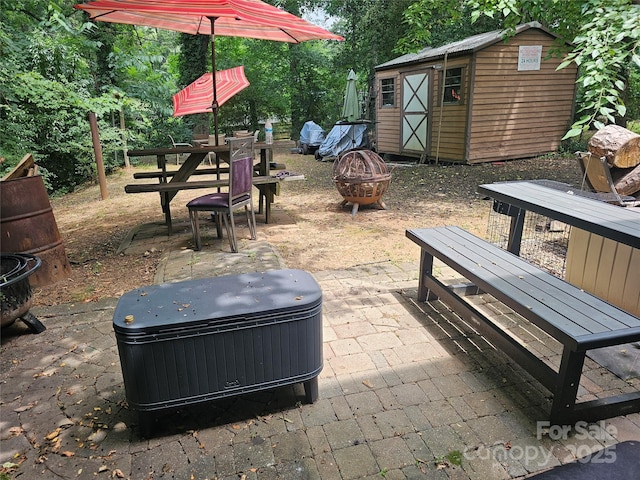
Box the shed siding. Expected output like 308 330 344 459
428 59 471 162
467 30 577 163
376 70 402 154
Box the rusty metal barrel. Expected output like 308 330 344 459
0 175 71 287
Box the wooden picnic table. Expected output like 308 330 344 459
477 180 640 254
126 142 279 233
479 179 640 316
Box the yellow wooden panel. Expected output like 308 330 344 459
565 228 640 317
593 237 617 300
607 245 632 310
621 248 640 315
565 228 591 286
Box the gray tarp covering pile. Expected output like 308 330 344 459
316 122 368 160
299 121 326 154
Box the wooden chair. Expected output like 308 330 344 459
187 138 257 252
576 152 640 207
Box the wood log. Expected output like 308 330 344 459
588 125 640 168
1 153 36 181
613 163 640 196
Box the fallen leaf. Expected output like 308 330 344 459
362 379 374 388
98 465 109 473
45 428 61 441
51 438 62 453
61 451 75 457
112 468 125 478
14 404 34 413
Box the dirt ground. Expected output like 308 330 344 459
31 151 583 307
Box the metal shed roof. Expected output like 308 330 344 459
376 21 556 70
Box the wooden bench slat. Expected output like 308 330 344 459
132 163 287 180
427 228 640 333
408 227 640 349
424 229 596 346
446 228 640 330
133 168 229 179
125 176 280 194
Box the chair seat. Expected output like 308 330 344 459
187 193 250 209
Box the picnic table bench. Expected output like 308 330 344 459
125 175 290 231
124 142 300 233
407 225 640 425
131 162 287 180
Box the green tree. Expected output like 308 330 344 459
397 0 503 52
324 0 415 118
0 0 119 192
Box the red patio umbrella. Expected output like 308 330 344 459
172 66 249 117
74 0 343 143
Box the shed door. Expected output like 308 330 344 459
401 72 429 153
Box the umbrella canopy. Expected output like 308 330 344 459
172 66 249 117
342 69 360 122
74 0 344 42
75 0 343 142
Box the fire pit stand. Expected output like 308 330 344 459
332 149 391 217
1 253 46 334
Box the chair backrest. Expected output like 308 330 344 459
577 151 626 205
228 138 254 201
577 152 615 192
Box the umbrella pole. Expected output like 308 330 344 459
209 17 219 146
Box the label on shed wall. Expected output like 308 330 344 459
518 45 542 71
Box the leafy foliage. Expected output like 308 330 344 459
397 0 502 52
324 0 414 117
0 0 122 192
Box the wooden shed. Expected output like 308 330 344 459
374 22 578 163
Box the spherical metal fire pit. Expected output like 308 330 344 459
1 253 46 333
332 149 391 216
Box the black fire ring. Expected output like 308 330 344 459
1 253 46 334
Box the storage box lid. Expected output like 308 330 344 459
113 269 321 334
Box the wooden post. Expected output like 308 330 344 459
88 112 109 200
120 108 130 168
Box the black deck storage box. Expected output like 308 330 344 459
113 269 323 435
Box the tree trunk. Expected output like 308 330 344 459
588 125 640 168
613 163 640 196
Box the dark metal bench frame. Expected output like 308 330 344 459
407 225 640 425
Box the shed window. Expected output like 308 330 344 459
380 78 395 107
442 67 463 104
